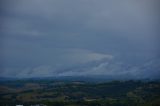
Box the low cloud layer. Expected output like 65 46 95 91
0 0 160 79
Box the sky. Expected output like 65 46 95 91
0 0 160 79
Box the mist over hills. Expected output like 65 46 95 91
1 57 160 80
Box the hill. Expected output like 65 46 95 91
0 79 160 106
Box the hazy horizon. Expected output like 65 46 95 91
0 0 160 79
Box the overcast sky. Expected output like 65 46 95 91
0 0 160 79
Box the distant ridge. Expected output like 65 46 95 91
0 75 159 82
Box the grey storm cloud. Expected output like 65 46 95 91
0 0 160 79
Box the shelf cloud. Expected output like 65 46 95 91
0 0 160 79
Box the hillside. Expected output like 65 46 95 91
0 79 160 106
